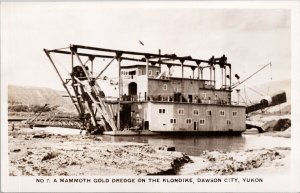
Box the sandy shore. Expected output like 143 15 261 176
8 126 290 176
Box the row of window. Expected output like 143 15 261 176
177 108 238 117
201 93 220 100
158 85 226 95
154 88 223 99
169 118 232 125
121 70 160 76
148 70 160 76
160 108 238 116
185 118 205 125
121 71 132 75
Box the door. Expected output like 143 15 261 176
144 121 149 130
194 121 198 131
128 82 137 95
120 104 131 129
188 95 193 103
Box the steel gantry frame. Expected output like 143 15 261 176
44 44 232 133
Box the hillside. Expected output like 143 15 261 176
8 85 76 113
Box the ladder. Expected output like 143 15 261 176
71 67 117 131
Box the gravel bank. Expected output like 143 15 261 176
9 128 190 176
180 147 290 175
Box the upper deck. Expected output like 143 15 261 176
46 44 234 106
120 63 232 105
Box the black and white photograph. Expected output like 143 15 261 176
1 1 300 192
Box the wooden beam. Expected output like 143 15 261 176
50 44 232 67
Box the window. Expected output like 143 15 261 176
220 110 225 116
193 109 199 116
159 109 165 114
163 84 167 90
199 119 205 125
170 118 177 124
178 108 184 115
156 71 160 76
202 93 207 99
232 111 237 117
129 70 136 75
215 94 218 100
186 118 192 125
227 120 231 125
207 110 212 116
138 69 142 75
148 70 152 76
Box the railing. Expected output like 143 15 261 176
8 111 77 119
32 118 82 129
121 94 230 105
122 75 135 79
8 112 82 129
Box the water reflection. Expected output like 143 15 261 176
34 127 290 157
102 134 290 156
102 135 246 156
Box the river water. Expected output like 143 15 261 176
34 127 291 156
101 134 290 156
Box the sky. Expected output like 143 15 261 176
1 2 291 92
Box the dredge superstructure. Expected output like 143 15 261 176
44 44 285 135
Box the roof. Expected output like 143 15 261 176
121 64 160 69
148 76 210 82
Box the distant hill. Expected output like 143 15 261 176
8 85 76 113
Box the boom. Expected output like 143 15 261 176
231 62 272 89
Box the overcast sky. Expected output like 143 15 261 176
1 2 290 91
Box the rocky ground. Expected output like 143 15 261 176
246 114 291 133
8 127 190 176
180 147 290 175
